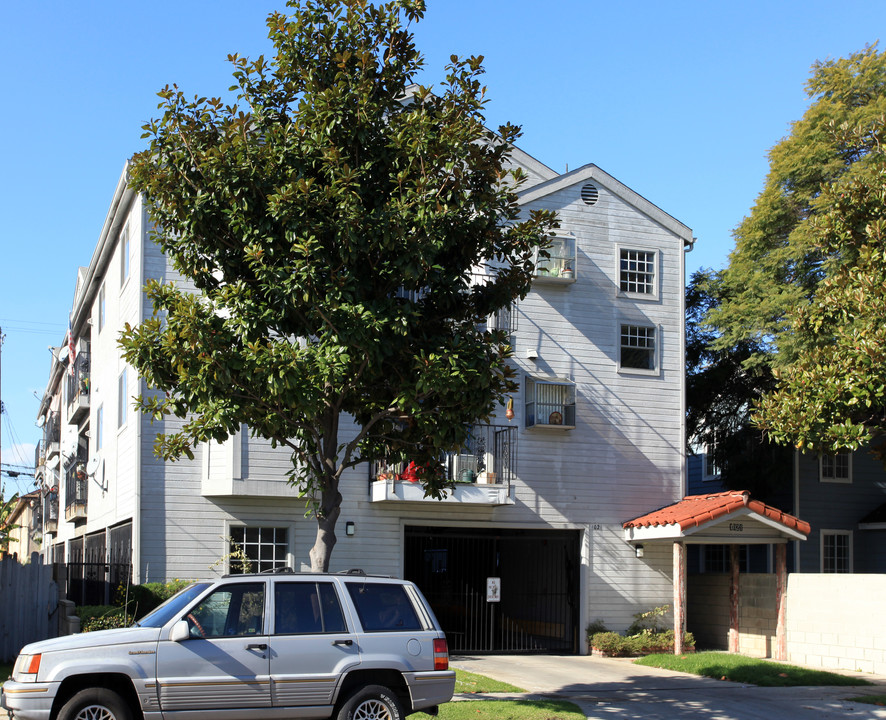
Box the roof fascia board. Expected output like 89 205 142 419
70 164 135 335
517 163 692 242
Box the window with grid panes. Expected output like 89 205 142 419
620 325 656 370
820 452 851 483
229 526 289 573
821 531 851 572
620 249 655 295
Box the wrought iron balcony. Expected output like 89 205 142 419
369 424 516 505
44 411 61 456
66 353 91 425
64 455 88 521
34 440 46 480
44 489 59 533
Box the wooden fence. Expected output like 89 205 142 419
0 553 59 663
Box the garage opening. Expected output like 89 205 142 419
404 526 580 654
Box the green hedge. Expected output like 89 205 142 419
590 630 695 656
77 579 194 632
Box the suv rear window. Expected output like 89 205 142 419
345 582 422 632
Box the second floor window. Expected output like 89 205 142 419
98 284 106 333
620 324 656 371
535 236 576 281
120 222 131 287
820 452 851 483
118 369 128 428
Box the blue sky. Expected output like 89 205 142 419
1 0 883 497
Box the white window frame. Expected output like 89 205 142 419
819 452 852 484
702 451 721 482
534 235 577 283
525 376 576 429
119 221 131 289
820 530 853 573
618 323 659 375
226 523 294 574
117 369 128 429
617 246 659 300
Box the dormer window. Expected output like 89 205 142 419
535 236 576 282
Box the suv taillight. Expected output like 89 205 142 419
433 638 449 670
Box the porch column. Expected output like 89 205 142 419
729 544 740 652
775 543 787 661
673 541 686 654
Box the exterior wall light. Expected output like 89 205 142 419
346 521 355 537
635 544 644 558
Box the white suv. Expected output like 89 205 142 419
2 571 455 720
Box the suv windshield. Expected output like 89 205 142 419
136 583 211 628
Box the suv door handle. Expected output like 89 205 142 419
247 643 268 651
332 639 354 646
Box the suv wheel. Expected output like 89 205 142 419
336 684 404 720
57 688 133 720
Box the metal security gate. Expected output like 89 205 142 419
405 526 580 654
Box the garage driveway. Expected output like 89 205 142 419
451 654 886 719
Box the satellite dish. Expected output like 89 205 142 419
46 456 60 471
86 456 102 477
57 346 69 363
37 415 46 428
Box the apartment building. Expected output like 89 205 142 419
35 147 692 654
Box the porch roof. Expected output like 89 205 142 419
622 491 811 544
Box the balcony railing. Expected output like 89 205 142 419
34 440 46 479
65 457 88 521
66 353 91 424
44 490 59 533
44 411 61 455
369 424 516 505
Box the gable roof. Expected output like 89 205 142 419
517 163 694 245
623 491 811 543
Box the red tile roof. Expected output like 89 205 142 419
623 491 810 535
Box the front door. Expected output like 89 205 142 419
156 581 271 716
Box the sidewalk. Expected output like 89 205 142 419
451 654 886 720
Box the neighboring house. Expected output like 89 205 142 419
2 489 43 560
686 448 886 574
34 145 693 654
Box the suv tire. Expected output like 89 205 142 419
335 684 403 720
57 688 133 720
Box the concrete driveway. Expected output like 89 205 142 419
451 654 886 719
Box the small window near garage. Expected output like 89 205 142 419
525 377 576 429
229 526 289 574
619 324 657 372
619 248 657 298
821 530 852 573
534 236 576 282
820 452 852 483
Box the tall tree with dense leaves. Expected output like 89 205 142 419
685 270 792 499
708 45 886 371
754 148 886 458
120 0 558 571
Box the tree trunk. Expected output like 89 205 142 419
309 482 342 572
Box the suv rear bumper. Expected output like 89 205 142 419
405 670 456 712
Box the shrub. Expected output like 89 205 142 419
625 604 670 636
590 628 695 656
586 619 609 637
76 605 130 633
115 579 192 619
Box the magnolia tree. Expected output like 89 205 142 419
120 0 558 571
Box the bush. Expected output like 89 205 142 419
590 628 695 657
76 605 130 633
586 619 609 637
115 579 192 619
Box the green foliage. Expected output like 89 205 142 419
412 700 586 720
589 630 695 657
625 604 670 635
635 651 872 687
114 579 192 619
0 492 20 552
76 605 130 632
453 669 524 694
695 44 886 464
120 0 557 571
585 618 608 637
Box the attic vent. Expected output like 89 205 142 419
581 183 599 206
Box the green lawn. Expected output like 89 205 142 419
847 694 886 706
412 700 584 720
454 668 524 694
635 652 873 687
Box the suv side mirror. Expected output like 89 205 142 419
169 620 190 643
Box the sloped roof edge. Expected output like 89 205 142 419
517 163 693 243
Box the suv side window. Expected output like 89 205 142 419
274 582 347 634
186 582 264 638
345 582 422 632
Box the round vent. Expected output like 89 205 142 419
581 183 599 206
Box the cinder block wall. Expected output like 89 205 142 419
787 574 886 675
687 574 729 650
738 574 776 658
